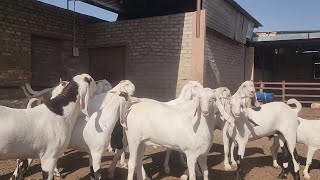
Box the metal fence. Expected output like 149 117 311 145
254 81 320 106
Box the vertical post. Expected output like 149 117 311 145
191 9 206 85
196 0 201 38
282 80 285 102
259 81 264 93
262 49 265 80
67 0 69 10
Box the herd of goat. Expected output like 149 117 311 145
0 73 319 180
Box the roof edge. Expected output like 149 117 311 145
224 0 262 28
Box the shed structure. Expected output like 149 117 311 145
0 0 261 100
252 31 320 82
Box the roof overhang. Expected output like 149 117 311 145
253 32 320 42
79 0 196 18
79 0 262 26
224 0 262 28
251 32 320 49
79 0 126 14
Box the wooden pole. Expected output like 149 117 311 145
282 80 285 102
259 80 264 93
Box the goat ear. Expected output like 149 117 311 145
119 97 129 129
182 86 193 100
252 94 261 107
80 85 90 117
95 83 103 95
215 94 235 126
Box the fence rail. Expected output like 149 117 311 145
254 81 320 106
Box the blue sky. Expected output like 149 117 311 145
235 0 320 32
38 0 117 21
40 0 320 32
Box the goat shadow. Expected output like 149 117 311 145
140 143 266 180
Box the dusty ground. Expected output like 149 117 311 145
0 99 320 180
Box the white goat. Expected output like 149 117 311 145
12 80 129 178
223 82 300 180
125 87 235 180
106 81 204 178
212 81 260 171
95 79 112 95
0 74 96 180
271 99 319 179
20 79 111 101
67 80 135 180
11 79 112 180
212 87 237 170
11 81 71 180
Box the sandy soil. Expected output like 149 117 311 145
1 131 320 180
0 99 320 180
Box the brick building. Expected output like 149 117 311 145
0 0 261 100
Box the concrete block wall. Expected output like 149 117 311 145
87 12 194 101
0 0 101 98
204 27 245 93
0 0 100 86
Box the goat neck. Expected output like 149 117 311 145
192 98 216 140
97 92 128 131
45 80 81 128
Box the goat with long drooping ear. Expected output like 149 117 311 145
0 74 96 180
12 79 114 180
124 87 234 180
11 80 71 180
212 87 239 170
66 80 135 180
222 83 300 180
235 80 260 108
95 79 113 95
107 81 205 179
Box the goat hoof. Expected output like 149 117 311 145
273 163 280 169
180 174 188 180
277 171 287 179
231 161 237 167
224 164 232 171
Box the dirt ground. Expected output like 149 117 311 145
0 99 320 180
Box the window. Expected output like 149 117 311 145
313 56 320 79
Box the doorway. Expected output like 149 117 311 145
89 46 126 86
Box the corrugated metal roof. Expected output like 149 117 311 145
79 0 262 28
79 0 126 14
253 31 320 42
224 0 262 27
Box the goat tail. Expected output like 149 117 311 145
286 98 302 114
27 98 41 109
